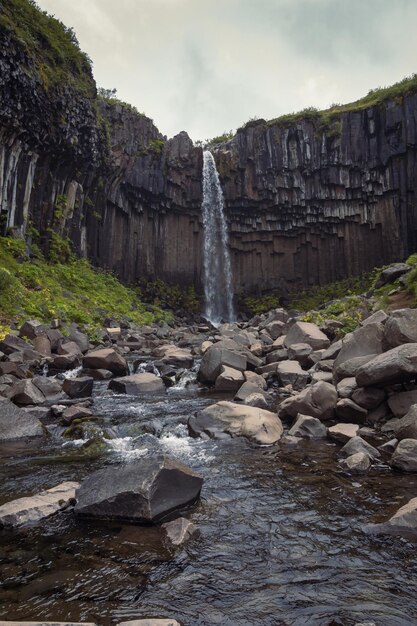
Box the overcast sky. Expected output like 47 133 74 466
36 0 417 142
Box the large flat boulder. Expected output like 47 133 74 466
384 309 417 348
0 398 44 440
214 365 245 392
197 346 246 384
83 348 128 376
356 343 417 387
328 423 360 443
0 481 78 528
189 401 283 445
109 373 165 395
155 344 194 368
278 381 337 421
284 322 329 350
75 456 203 523
375 263 411 288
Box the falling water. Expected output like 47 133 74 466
201 150 235 324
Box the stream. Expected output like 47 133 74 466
1 364 417 625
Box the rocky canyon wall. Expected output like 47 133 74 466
1 0 417 295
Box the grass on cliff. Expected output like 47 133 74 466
0 237 169 339
0 0 94 94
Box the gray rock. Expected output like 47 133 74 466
162 516 197 546
328 423 360 443
62 376 94 399
336 377 358 398
234 381 264 402
265 348 288 364
8 379 45 406
50 353 81 370
333 354 378 384
244 370 267 390
68 325 90 353
321 339 343 361
197 346 246 384
339 452 371 474
379 438 398 453
288 414 327 439
0 481 78 528
0 398 44 440
333 323 384 371
385 496 417 531
109 373 165 395
189 401 283 445
214 365 245 392
384 309 417 348
0 334 32 355
375 263 411 288
279 381 337 421
83 348 128 376
32 334 52 356
287 342 313 366
117 620 181 626
388 390 417 417
277 360 310 390
340 436 381 459
392 405 417 441
32 376 63 400
352 386 385 410
311 371 334 383
75 456 203 523
284 321 330 350
336 399 368 424
62 404 93 424
356 343 417 387
244 392 270 409
19 319 49 339
361 310 388 326
391 438 417 472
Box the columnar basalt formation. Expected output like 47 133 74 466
1 1 417 295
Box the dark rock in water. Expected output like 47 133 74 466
340 435 381 460
62 404 93 425
63 376 94 399
74 456 203 523
162 516 197 547
339 451 371 474
0 397 44 440
356 343 417 387
83 348 128 376
288 414 327 439
109 373 165 395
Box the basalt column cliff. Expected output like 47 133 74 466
1 0 417 295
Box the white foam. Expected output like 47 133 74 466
107 437 149 460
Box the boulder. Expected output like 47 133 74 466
278 381 337 421
351 387 385 410
388 390 417 417
356 343 417 387
333 355 378 384
8 379 45 406
234 381 263 402
214 365 245 392
156 344 194 368
58 340 82 357
117 620 181 626
197 346 246 384
74 456 203 523
162 516 197 546
244 371 267 390
333 323 384 371
390 438 417 472
385 497 417 531
384 309 417 348
189 401 283 445
82 368 113 380
277 360 309 390
284 322 330 350
19 319 48 340
63 377 94 399
311 371 333 383
392 405 417 441
0 334 32 355
83 348 128 376
264 320 286 340
340 436 381 460
287 342 313 367
339 452 371 474
375 263 411 288
288 414 327 439
361 310 388 326
265 349 288 364
50 353 81 370
336 377 358 398
0 398 44 440
0 481 78 528
68 326 90 353
244 393 269 409
32 334 52 356
109 373 165 395
62 404 93 425
335 399 368 424
321 340 342 361
328 423 360 443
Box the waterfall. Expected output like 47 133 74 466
201 150 235 324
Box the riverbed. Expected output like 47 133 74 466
1 372 417 626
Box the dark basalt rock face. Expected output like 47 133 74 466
1 5 417 294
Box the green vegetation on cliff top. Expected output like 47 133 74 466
0 0 95 94
0 237 169 339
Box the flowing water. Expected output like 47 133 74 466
201 151 235 324
1 370 417 625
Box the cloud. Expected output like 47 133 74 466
36 0 417 140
